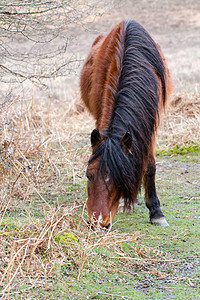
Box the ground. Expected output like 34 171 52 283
0 0 200 299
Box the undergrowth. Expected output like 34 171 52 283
0 90 200 298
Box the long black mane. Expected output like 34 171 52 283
90 19 167 207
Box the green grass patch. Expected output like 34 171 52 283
156 142 200 157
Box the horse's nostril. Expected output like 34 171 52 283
87 221 94 231
87 220 110 231
105 223 110 230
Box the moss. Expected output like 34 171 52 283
54 232 79 245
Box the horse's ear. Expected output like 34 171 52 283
91 129 103 147
121 131 132 153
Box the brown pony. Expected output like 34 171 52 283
80 19 173 230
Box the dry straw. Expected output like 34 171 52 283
158 91 200 145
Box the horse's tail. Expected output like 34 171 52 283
155 42 174 109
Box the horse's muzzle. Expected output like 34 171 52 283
87 221 110 231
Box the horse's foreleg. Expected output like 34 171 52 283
143 140 169 226
117 198 138 213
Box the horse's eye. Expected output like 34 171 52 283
86 171 94 181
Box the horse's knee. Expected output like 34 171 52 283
117 198 138 213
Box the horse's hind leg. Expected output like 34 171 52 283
143 138 169 226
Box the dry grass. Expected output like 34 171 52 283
0 200 165 298
0 91 90 296
0 88 199 297
158 91 200 146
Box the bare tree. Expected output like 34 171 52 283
0 0 116 102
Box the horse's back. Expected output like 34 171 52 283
80 20 173 127
80 34 104 113
80 21 124 125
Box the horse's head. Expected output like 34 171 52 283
86 128 132 230
86 156 120 230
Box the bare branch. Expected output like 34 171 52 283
0 0 119 103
